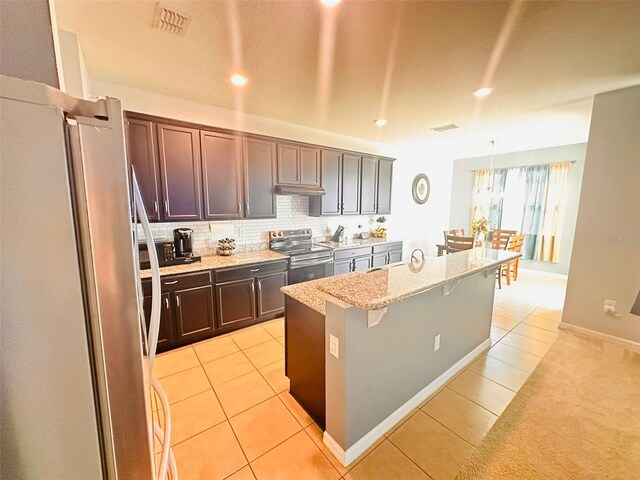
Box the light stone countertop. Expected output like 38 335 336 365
281 277 337 315
313 237 403 250
140 250 288 278
314 248 521 311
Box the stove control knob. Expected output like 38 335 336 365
278 231 283 237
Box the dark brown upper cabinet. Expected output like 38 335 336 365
243 137 277 218
157 124 203 221
341 154 361 215
300 147 321 186
276 143 320 186
200 131 244 219
377 158 394 214
309 149 342 216
360 156 378 215
277 143 300 184
126 117 161 221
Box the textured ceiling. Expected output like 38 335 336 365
55 0 640 143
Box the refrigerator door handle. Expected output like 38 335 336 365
132 168 162 369
151 377 176 480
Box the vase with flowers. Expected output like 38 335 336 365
470 217 490 247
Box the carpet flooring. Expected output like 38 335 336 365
456 330 640 480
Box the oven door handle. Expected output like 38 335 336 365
290 258 335 269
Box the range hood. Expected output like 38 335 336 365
274 185 326 196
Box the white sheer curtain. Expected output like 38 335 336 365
500 167 526 231
539 162 571 262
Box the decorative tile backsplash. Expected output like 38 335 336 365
138 196 390 252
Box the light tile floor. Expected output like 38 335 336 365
154 271 567 479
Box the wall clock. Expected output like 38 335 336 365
412 174 431 205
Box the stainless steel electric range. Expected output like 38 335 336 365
269 229 334 284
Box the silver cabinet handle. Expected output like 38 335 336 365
250 268 260 272
175 295 180 308
164 201 169 214
250 283 255 293
164 280 178 285
238 201 242 213
165 297 169 309
154 201 158 213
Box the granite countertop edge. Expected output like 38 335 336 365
140 250 288 279
314 237 403 250
316 252 521 311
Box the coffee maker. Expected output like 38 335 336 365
173 228 194 258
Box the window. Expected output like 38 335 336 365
471 162 570 262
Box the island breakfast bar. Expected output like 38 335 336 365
282 248 521 467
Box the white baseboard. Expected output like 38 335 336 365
559 322 640 351
518 268 568 280
323 338 492 467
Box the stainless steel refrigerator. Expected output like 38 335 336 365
1 75 175 479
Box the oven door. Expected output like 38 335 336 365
289 257 334 284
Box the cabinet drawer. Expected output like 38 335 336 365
142 270 212 295
214 260 288 283
334 246 372 260
372 242 403 254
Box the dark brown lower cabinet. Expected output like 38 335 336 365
257 272 288 317
140 260 287 352
174 285 215 341
353 256 371 272
372 253 388 268
216 278 256 327
334 259 352 275
143 292 173 352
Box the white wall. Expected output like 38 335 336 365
0 0 59 87
57 29 91 98
563 85 640 343
449 143 587 275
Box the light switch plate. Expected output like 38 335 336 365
329 334 339 359
434 334 441 352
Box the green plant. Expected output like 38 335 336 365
470 217 490 236
376 216 387 224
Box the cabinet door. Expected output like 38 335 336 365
126 118 161 221
257 272 288 317
244 138 277 218
353 256 371 272
216 278 256 327
310 149 341 216
389 250 402 264
143 292 173 351
360 156 378 214
371 253 388 268
200 131 244 219
377 159 393 214
334 259 352 275
300 147 320 186
341 154 361 215
157 124 203 220
174 285 216 341
277 144 300 184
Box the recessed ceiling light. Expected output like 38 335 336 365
320 0 341 7
473 87 493 98
374 119 388 127
230 74 248 86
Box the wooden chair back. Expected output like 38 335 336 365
443 229 465 244
445 235 474 253
491 229 517 250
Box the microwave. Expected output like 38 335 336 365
139 241 175 269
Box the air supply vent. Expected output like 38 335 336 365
152 3 192 37
430 123 460 133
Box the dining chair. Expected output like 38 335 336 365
491 229 517 250
498 234 524 287
445 234 474 254
438 229 465 256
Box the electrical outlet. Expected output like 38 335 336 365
604 299 617 314
434 334 441 352
329 334 340 359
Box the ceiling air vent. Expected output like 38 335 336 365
152 3 192 37
430 123 460 133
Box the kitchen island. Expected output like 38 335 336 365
281 248 520 466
